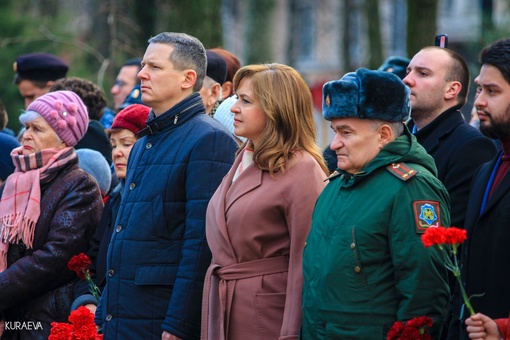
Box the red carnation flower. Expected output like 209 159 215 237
67 253 92 280
49 306 103 340
420 226 475 317
406 316 433 329
387 316 433 340
443 227 467 245
387 321 406 340
421 226 447 247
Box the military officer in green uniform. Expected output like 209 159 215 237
301 68 451 339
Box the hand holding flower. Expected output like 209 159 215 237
421 226 475 316
68 253 102 301
465 313 501 340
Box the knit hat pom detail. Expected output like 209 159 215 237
57 120 68 129
68 116 76 127
50 110 59 120
54 100 63 110
68 103 78 113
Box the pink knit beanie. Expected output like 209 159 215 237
27 90 89 147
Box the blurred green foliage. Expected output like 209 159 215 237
0 0 222 134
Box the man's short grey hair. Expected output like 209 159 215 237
202 76 223 98
148 32 207 92
370 119 405 138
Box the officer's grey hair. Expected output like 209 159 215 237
148 32 206 92
370 119 405 138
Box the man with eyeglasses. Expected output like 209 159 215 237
101 58 143 128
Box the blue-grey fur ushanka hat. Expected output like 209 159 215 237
322 68 411 122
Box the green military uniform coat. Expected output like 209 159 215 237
301 128 450 339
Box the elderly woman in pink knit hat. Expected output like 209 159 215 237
0 90 103 339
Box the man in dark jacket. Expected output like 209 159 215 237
95 32 238 340
405 46 498 340
448 38 510 339
404 46 497 231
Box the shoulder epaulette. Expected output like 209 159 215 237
324 170 341 182
386 162 418 181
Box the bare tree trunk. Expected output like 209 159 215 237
342 0 354 72
364 0 383 69
407 0 439 57
245 0 275 64
481 0 493 43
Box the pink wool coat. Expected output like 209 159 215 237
201 149 326 340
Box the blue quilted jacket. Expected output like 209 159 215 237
95 93 237 339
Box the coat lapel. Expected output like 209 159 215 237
481 161 510 216
225 162 263 214
465 162 493 228
416 110 464 153
212 152 263 248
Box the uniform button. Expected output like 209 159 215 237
354 266 361 273
116 225 122 233
350 242 356 249
106 314 112 321
129 182 136 190
108 269 115 277
146 142 152 149
304 241 307 247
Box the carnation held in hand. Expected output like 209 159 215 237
421 226 475 316
68 253 101 300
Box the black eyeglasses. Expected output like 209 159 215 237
113 80 128 88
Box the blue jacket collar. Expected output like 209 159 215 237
137 93 205 138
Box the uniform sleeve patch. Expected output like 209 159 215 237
413 201 441 234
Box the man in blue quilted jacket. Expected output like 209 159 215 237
95 32 238 340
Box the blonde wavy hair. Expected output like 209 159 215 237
233 63 328 176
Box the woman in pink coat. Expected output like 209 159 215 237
201 63 328 340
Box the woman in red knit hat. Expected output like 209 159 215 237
70 103 150 314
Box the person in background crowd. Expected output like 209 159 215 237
405 46 498 340
51 77 113 166
101 58 143 128
201 63 328 340
449 38 510 340
209 48 244 143
301 68 451 339
76 148 112 198
200 50 227 116
71 104 150 314
0 91 103 339
0 100 15 137
404 46 497 230
210 47 242 100
95 32 237 340
0 133 19 185
212 95 247 145
13 52 69 108
111 58 142 111
378 55 411 79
